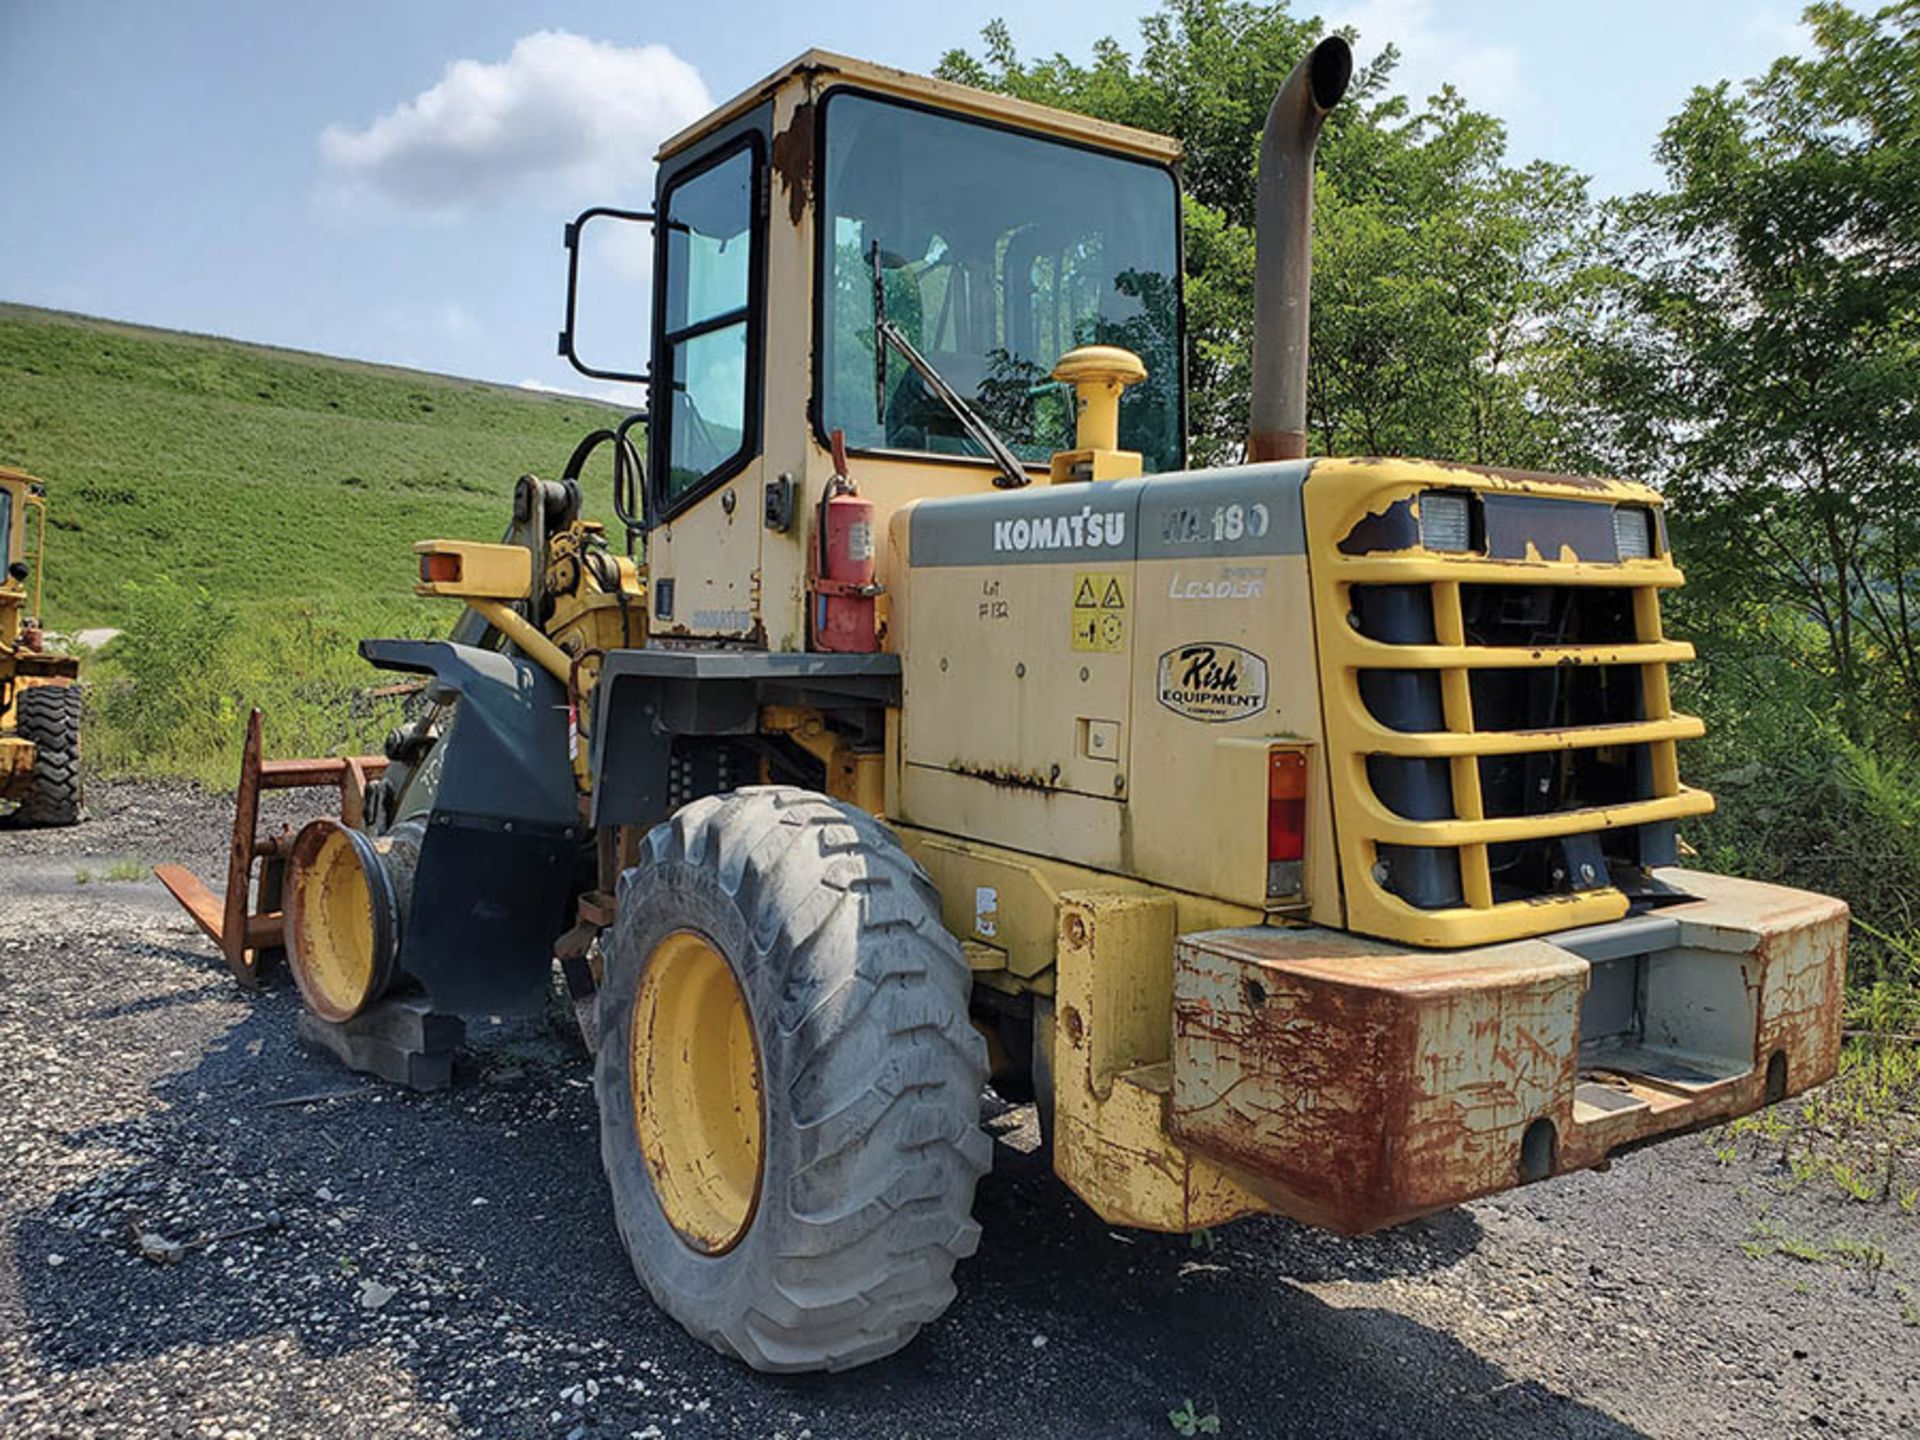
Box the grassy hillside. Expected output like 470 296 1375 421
0 305 629 777
0 304 625 631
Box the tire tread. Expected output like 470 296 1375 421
15 684 83 827
599 785 986 1373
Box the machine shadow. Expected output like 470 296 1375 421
12 975 1647 1440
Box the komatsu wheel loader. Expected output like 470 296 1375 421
159 39 1848 1372
1 466 83 826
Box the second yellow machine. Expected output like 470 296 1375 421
1 466 82 827
163 39 1847 1371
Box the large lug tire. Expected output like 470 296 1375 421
16 684 83 827
596 786 990 1372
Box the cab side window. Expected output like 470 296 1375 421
658 143 758 507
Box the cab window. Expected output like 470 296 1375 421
657 142 759 507
819 92 1183 473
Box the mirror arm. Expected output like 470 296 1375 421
559 207 653 384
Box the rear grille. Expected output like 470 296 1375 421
1307 465 1714 948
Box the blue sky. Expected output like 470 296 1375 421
2 0 1811 402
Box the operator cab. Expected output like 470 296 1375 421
816 92 1182 474
560 51 1186 648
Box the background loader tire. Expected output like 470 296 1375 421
596 786 989 1372
16 684 83 827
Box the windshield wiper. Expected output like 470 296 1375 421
870 241 1029 490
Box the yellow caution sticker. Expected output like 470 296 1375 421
1071 571 1127 652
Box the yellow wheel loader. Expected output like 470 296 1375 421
161 40 1848 1372
1 467 83 826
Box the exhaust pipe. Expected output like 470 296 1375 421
1248 36 1353 463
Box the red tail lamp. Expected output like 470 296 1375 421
1268 747 1308 902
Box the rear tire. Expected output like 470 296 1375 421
596 786 989 1372
16 684 82 827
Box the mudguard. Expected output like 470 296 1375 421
361 639 580 1016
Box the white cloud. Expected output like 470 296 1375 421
319 32 711 213
1328 0 1526 114
586 211 655 284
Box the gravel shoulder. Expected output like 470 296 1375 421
1 781 1915 1439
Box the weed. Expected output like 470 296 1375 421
1168 1400 1220 1436
1827 1238 1887 1275
72 867 90 885
1773 1236 1829 1265
100 859 146 882
1723 1040 1919 1210
1188 1228 1219 1253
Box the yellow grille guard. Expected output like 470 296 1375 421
1304 457 1716 948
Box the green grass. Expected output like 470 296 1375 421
0 304 627 781
1721 1039 1920 1208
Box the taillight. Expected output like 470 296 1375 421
420 552 461 585
1268 747 1308 903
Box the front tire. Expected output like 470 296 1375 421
16 684 83 827
596 787 989 1372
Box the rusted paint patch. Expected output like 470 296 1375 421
949 759 1058 792
1169 876 1849 1233
1170 925 1581 1232
1336 494 1419 555
1349 456 1629 494
770 96 816 227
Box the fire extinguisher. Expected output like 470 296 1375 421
812 430 882 653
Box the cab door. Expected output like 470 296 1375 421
646 115 769 642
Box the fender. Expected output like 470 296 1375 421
361 639 580 1016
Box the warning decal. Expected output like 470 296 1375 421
1071 571 1127 652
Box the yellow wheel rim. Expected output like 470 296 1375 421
630 930 764 1254
288 824 380 1022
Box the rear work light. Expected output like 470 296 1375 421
1268 746 1308 904
1418 491 1475 552
1613 505 1656 560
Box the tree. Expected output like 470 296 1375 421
937 0 1603 466
1591 1 1920 738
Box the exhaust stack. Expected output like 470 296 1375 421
1248 36 1353 462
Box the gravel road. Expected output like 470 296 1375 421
2 781 1915 1439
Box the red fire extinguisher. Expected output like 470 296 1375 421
812 430 882 653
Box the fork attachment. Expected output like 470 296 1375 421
154 707 388 987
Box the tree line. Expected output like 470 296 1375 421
940 0 1920 750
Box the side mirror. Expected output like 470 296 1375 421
558 207 654 384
